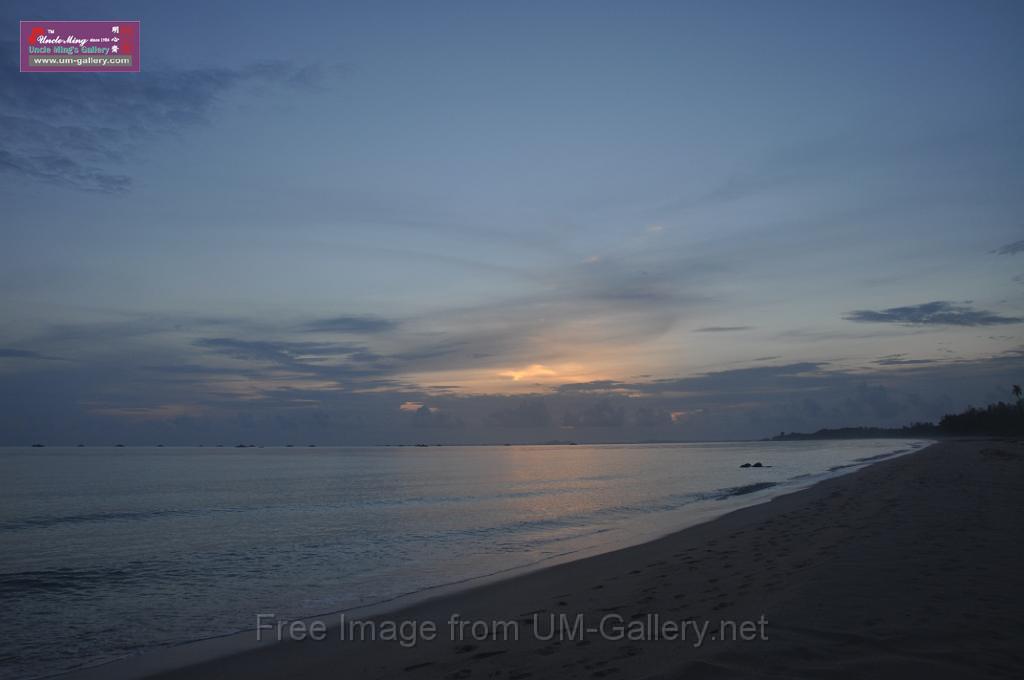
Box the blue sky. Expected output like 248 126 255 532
1 1 1022 444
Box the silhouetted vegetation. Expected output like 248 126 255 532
772 387 1024 440
938 401 1024 437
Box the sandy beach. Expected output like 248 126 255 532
65 439 1021 680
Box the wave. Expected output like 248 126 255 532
712 481 779 499
0 481 626 534
0 508 197 533
854 449 907 462
0 565 143 596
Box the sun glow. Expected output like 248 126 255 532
495 362 600 388
400 360 608 395
499 364 558 381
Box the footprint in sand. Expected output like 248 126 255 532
403 661 434 671
472 650 507 660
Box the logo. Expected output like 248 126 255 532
20 21 141 73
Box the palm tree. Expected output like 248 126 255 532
1014 385 1023 413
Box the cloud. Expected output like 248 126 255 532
992 240 1024 255
381 251 726 387
190 336 399 389
693 325 754 333
633 406 673 427
0 347 62 360
634 362 827 397
842 383 906 420
556 380 631 395
411 404 463 429
487 398 551 428
194 337 370 363
0 41 327 191
874 354 936 366
0 348 40 358
142 363 253 377
2 341 1022 444
562 400 626 428
844 301 1021 327
303 315 398 333
657 118 1024 217
0 147 130 192
500 364 558 381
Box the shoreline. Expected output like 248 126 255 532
145 438 1024 678
37 439 920 680
57 438 1021 680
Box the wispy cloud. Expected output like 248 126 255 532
874 354 936 366
0 347 63 360
303 315 398 333
193 337 388 376
693 325 753 333
557 362 827 398
0 41 328 192
656 119 1023 216
844 301 1021 327
992 239 1024 255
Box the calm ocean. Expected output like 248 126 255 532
0 440 927 678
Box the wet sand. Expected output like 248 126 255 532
75 439 1024 679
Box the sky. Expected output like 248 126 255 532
1 0 1022 445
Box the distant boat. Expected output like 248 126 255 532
31 443 44 447
115 444 125 447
